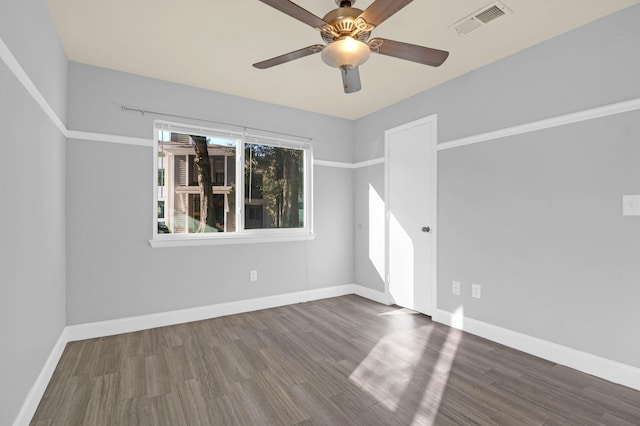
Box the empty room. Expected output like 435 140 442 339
1 0 639 424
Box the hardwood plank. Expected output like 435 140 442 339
289 381 360 424
163 344 196 384
51 375 91 426
118 355 145 401
81 373 118 426
183 338 225 401
143 354 172 398
488 366 606 424
597 412 640 426
112 397 153 426
251 369 310 424
582 386 640 424
259 346 308 388
585 375 640 409
207 391 257 425
94 336 123 376
175 379 211 425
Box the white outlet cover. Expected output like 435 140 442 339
452 280 461 295
471 284 481 299
623 195 640 216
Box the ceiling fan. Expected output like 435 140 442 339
253 0 449 93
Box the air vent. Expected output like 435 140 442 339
451 1 511 35
476 5 505 23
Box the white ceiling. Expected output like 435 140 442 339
45 0 639 120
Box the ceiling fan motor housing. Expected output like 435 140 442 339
321 7 371 43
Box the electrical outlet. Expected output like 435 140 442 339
452 280 461 295
471 283 481 299
250 270 258 282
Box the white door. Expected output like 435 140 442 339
385 115 437 315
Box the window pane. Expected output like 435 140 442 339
157 130 237 234
244 144 304 229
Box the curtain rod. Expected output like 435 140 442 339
121 106 312 142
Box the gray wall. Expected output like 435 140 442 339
0 0 68 424
354 5 640 367
439 112 640 367
65 63 355 325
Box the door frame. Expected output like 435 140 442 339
384 114 438 316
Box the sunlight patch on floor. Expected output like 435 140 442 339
348 313 463 423
348 323 434 409
411 327 462 424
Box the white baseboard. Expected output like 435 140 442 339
304 284 357 302
13 328 68 426
66 284 356 341
66 284 388 341
433 309 640 391
353 285 390 305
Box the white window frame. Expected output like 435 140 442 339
150 120 314 248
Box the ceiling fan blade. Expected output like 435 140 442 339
253 45 324 69
340 66 362 93
358 0 413 27
258 0 328 29
369 38 449 67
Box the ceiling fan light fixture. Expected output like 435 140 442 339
321 36 370 68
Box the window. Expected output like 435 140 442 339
152 121 312 246
244 142 305 230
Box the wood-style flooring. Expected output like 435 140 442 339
31 295 640 425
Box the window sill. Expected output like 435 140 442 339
149 232 315 248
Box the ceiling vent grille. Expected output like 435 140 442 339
452 1 511 35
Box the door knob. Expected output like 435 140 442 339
421 226 431 233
